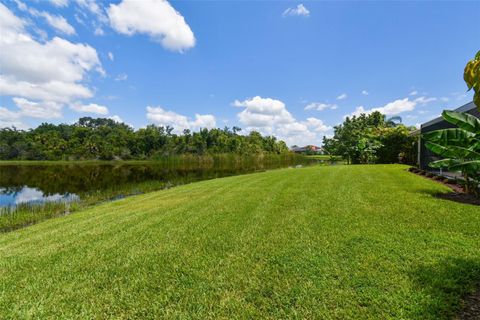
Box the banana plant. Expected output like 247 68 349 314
464 51 480 110
423 110 480 196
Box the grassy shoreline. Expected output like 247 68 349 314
1 165 479 318
0 153 311 166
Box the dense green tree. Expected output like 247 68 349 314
322 111 416 164
0 117 290 160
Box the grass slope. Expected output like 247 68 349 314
0 165 479 319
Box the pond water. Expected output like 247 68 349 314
0 187 79 207
0 155 320 209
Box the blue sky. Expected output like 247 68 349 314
0 0 478 146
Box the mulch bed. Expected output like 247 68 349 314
408 169 480 206
459 289 480 320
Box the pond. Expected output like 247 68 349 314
0 155 321 209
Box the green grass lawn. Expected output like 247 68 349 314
0 165 479 319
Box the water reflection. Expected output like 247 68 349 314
0 156 318 208
0 187 79 207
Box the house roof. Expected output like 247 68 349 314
290 145 322 151
421 101 476 129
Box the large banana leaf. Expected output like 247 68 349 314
442 110 480 133
448 146 480 159
429 158 461 169
426 141 480 160
451 160 480 172
425 142 464 159
422 128 474 147
430 158 480 173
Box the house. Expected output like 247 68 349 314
291 145 323 154
415 101 479 170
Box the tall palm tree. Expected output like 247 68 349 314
385 116 402 127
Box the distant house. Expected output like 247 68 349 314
291 145 323 154
415 101 479 170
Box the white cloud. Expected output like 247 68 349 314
362 90 369 95
0 3 24 33
414 96 437 105
304 102 337 111
48 0 68 7
440 97 449 102
377 98 417 115
345 106 368 119
13 0 27 11
109 115 123 123
303 117 331 132
234 96 289 116
0 107 21 121
115 73 128 81
0 78 93 104
72 0 109 37
344 97 423 119
94 27 105 36
74 13 85 26
107 0 195 52
75 0 107 23
17 2 76 35
337 93 347 100
234 96 294 127
108 51 114 61
409 90 418 96
37 11 76 35
0 106 27 129
283 4 310 17
234 96 331 146
70 102 108 115
0 3 103 122
191 114 216 129
146 106 216 132
12 97 62 119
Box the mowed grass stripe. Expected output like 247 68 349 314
0 165 479 319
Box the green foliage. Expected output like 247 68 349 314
355 136 382 164
322 111 416 164
464 50 480 109
0 117 290 160
424 110 480 196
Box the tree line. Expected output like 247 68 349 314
322 111 417 164
0 117 289 160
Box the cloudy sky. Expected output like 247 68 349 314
0 0 478 146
